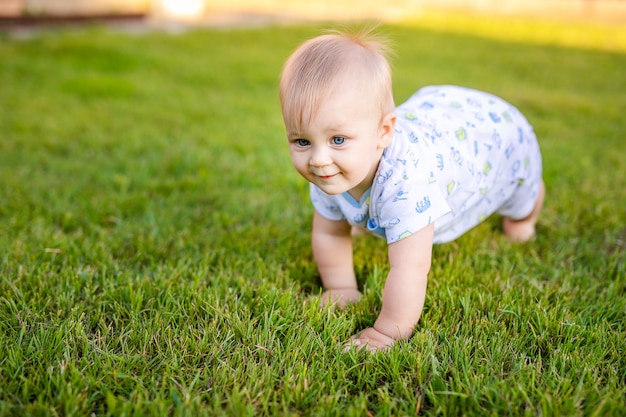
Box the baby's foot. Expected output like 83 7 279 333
320 288 362 308
503 181 545 243
503 218 536 242
343 327 395 353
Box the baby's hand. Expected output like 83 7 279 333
320 288 362 308
343 327 395 353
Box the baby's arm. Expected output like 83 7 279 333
312 211 362 307
349 223 434 352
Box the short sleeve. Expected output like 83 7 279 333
370 142 452 244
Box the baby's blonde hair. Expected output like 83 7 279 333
279 29 395 135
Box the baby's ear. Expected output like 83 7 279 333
378 112 397 148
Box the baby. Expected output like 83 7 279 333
279 30 545 352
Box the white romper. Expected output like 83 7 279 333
311 85 543 244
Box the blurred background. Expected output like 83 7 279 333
1 0 625 25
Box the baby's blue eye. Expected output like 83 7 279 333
295 138 310 147
332 136 346 145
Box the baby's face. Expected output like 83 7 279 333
286 82 393 200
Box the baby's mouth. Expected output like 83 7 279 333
317 173 337 181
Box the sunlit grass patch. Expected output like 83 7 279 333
404 11 626 52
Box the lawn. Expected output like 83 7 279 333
0 13 625 416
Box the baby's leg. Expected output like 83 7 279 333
502 181 545 242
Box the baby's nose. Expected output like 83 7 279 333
309 147 332 167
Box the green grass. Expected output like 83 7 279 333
1 14 625 416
